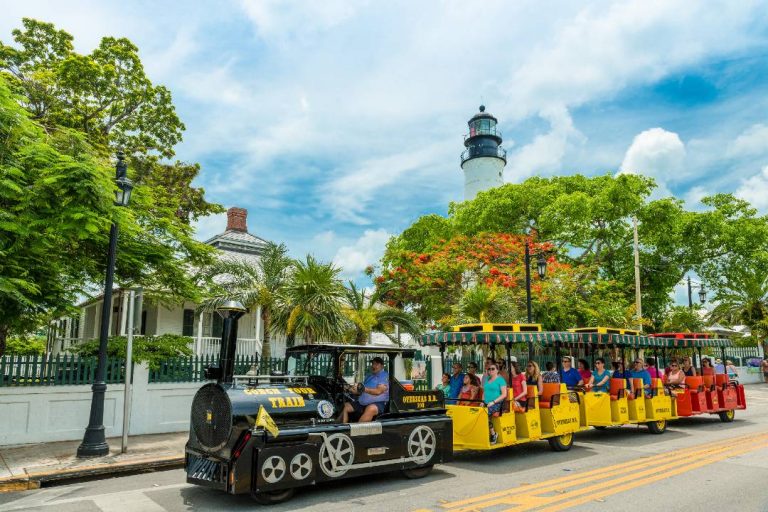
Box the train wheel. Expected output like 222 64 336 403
718 410 735 423
548 432 573 452
402 465 434 479
647 419 667 434
252 488 295 505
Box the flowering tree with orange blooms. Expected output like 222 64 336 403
378 232 633 330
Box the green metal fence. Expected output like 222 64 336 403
0 354 125 387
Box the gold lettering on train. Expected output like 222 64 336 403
268 396 306 408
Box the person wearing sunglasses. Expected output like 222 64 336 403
592 358 611 393
630 358 652 397
559 356 583 389
666 361 686 386
483 365 507 444
525 361 544 395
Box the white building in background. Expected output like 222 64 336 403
50 207 289 357
460 105 507 201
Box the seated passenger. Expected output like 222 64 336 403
525 361 544 395
666 361 686 387
483 364 507 444
592 358 611 393
435 372 451 396
645 358 663 380
457 373 481 405
682 357 697 377
509 361 527 411
542 361 560 383
577 359 594 390
560 357 583 389
467 361 479 377
714 358 725 375
448 363 465 401
726 360 739 381
701 357 715 376
341 356 389 423
630 358 652 397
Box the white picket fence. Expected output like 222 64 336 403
53 335 262 357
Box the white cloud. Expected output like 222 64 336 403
239 0 362 40
193 212 228 242
735 166 768 212
505 105 586 181
620 128 686 197
727 124 768 158
333 229 391 279
682 186 709 209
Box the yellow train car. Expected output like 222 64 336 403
567 326 640 336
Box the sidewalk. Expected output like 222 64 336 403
0 432 187 492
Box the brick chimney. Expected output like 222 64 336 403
226 207 248 232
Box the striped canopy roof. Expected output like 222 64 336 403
418 331 733 349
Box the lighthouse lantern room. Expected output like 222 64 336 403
460 105 506 201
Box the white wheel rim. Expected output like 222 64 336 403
290 453 312 480
319 433 355 477
408 426 436 465
262 455 286 484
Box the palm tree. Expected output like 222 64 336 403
276 255 347 344
343 281 422 345
457 284 517 323
709 271 768 353
200 242 292 360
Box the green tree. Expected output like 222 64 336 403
660 305 705 333
278 256 347 344
200 242 293 360
708 270 768 354
0 75 114 354
342 281 422 344
455 284 518 324
1 18 183 158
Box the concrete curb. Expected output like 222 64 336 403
0 455 184 493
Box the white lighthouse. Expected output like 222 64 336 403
460 105 506 201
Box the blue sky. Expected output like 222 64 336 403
3 1 768 306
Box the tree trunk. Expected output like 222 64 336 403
261 308 271 361
0 325 7 357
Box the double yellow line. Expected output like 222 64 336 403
424 432 768 512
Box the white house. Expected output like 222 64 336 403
50 207 288 358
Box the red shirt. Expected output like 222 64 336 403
511 373 525 398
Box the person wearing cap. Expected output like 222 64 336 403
714 358 725 375
341 356 389 423
630 358 652 397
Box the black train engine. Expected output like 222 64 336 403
185 344 452 504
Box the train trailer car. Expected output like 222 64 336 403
185 344 452 504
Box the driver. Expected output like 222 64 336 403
341 357 389 423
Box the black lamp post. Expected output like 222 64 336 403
686 275 707 309
216 300 247 384
77 151 133 458
524 241 548 361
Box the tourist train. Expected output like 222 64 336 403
184 323 746 504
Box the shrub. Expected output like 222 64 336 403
5 336 47 356
72 334 192 370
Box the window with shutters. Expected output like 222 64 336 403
183 309 195 336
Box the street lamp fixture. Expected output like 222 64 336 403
698 285 707 304
78 151 133 458
537 253 547 280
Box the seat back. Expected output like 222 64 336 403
715 374 729 387
685 376 703 390
610 378 627 397
632 378 644 394
703 375 715 389
541 383 560 403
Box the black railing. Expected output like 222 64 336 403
460 145 507 164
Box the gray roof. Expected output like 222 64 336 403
204 229 269 256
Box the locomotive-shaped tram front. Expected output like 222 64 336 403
185 344 452 504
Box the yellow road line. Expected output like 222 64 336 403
449 440 743 512
437 431 768 512
531 440 768 512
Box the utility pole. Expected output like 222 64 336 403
633 216 642 332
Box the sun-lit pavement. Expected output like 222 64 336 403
1 386 767 512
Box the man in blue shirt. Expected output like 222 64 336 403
341 357 389 423
559 357 583 389
630 359 651 397
448 363 465 402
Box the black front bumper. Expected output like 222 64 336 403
186 452 228 491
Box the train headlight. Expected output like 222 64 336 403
317 400 335 419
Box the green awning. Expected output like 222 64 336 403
418 331 733 349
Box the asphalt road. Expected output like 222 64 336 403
2 386 767 512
